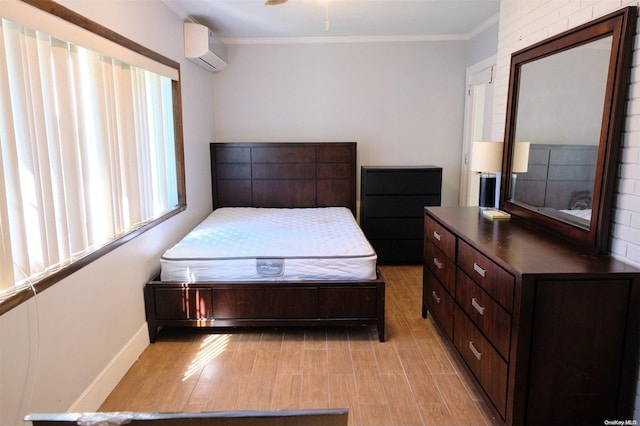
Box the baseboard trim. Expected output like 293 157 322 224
68 323 149 412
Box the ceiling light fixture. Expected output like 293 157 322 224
265 0 287 5
324 1 330 31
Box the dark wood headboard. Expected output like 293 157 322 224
210 142 357 215
513 144 597 210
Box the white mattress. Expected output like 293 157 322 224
160 207 378 282
560 208 592 220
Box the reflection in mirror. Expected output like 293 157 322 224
500 6 636 253
509 36 612 230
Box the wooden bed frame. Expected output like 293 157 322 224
144 142 386 342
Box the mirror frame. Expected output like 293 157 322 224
500 6 637 254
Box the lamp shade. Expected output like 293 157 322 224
512 141 530 173
471 141 503 172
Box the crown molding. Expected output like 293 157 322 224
468 12 500 38
162 0 500 46
222 33 469 45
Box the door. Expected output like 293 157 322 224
460 57 496 206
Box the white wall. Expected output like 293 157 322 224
493 0 640 418
0 1 215 424
212 41 468 207
467 21 499 66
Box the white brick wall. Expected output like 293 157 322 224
494 0 640 419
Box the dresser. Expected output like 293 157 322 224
423 206 639 425
360 166 442 264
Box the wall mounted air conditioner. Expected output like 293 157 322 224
184 22 228 72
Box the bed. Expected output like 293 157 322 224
144 142 386 342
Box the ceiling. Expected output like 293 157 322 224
164 0 501 42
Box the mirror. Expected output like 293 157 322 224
500 6 636 254
511 37 612 229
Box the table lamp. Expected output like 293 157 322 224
510 141 530 200
471 141 503 208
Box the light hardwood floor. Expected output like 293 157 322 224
100 265 497 426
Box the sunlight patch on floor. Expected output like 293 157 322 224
183 334 230 381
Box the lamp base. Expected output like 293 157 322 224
479 174 496 208
510 173 518 201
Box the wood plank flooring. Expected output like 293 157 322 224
100 265 497 425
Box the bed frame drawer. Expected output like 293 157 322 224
318 286 378 318
153 288 213 320
213 287 318 319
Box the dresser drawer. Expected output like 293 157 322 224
363 217 422 239
365 195 441 218
456 270 511 360
454 305 507 419
370 239 423 264
424 241 456 295
364 169 442 194
458 240 514 313
423 267 454 338
424 215 456 259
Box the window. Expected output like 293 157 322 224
0 1 185 313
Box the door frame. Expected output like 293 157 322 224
459 55 496 206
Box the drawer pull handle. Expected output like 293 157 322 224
473 262 487 278
469 341 482 361
433 231 441 241
433 258 443 270
431 291 441 304
471 298 485 315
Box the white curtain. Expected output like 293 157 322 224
0 18 178 293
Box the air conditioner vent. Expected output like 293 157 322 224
184 22 228 72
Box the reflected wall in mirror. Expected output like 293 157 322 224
500 6 636 254
511 37 611 229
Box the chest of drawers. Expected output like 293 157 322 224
422 206 639 425
360 166 442 264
